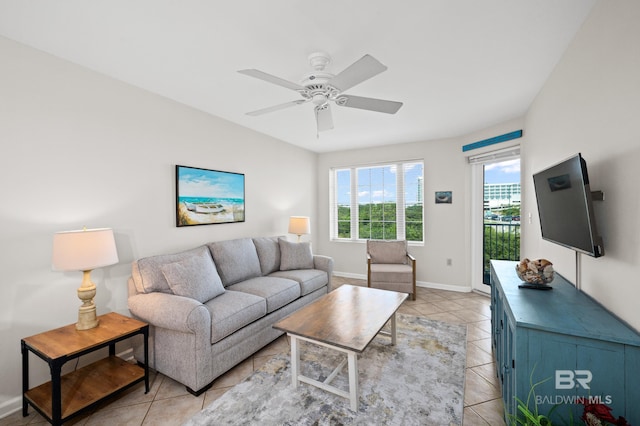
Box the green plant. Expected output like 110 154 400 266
508 367 559 426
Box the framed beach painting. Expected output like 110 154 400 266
176 165 245 227
435 191 452 204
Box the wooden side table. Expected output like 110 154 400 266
21 312 149 425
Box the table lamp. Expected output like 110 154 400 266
52 228 119 330
288 216 310 242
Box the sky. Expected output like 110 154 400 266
484 158 520 184
336 162 423 205
178 166 245 199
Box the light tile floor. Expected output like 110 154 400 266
3 277 505 425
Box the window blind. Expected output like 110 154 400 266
467 146 520 165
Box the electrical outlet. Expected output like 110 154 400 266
446 258 452 266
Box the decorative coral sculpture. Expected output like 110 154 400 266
515 258 554 285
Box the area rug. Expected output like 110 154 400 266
184 314 467 426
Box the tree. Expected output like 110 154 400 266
484 224 521 280
337 203 423 241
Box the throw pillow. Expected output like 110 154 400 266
160 250 225 303
133 245 211 294
279 238 314 271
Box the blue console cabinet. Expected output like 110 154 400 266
490 260 640 424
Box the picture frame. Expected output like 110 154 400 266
435 191 452 204
176 165 245 227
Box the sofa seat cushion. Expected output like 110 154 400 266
269 269 327 296
208 238 262 286
369 263 413 283
227 277 300 313
204 290 267 344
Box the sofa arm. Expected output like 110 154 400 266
313 254 334 290
128 292 210 335
313 254 333 274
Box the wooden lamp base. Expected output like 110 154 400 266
76 270 99 330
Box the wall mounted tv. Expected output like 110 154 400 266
533 153 604 257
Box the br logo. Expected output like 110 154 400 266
555 370 592 389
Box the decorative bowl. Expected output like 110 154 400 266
515 258 554 285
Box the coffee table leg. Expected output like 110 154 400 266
348 352 359 411
290 334 300 388
391 312 397 345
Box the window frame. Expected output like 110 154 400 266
330 160 424 244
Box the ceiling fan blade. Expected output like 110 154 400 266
336 94 403 114
246 99 308 116
328 54 388 92
315 103 334 133
238 69 305 91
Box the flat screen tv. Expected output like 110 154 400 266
532 153 604 257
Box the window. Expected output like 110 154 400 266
330 160 424 242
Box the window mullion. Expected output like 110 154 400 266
350 167 358 240
396 163 405 240
333 169 341 240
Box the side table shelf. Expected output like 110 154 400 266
21 312 149 425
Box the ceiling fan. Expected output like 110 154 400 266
238 52 403 134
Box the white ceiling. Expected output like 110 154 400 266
0 1 597 153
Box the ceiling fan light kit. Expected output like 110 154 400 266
238 52 403 135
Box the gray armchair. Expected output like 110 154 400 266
366 240 416 301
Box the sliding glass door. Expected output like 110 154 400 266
482 158 521 284
470 149 520 292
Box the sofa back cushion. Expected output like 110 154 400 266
160 249 225 303
131 245 214 294
252 236 282 275
208 238 261 286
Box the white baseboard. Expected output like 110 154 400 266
333 271 472 293
418 281 472 293
333 271 365 280
118 347 135 362
0 397 21 420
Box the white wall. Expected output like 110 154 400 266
315 117 524 291
0 36 318 414
521 0 640 330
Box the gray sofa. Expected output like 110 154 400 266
127 236 333 395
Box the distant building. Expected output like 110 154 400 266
484 182 520 208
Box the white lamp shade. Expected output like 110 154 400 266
288 216 310 235
52 228 119 271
